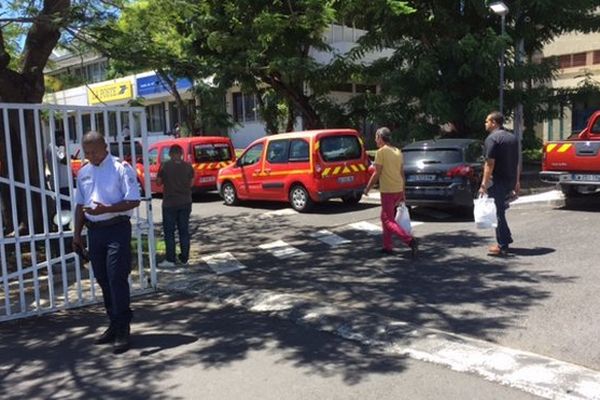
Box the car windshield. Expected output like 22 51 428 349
403 149 463 165
194 143 232 162
319 135 362 162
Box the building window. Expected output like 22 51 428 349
232 92 258 123
593 51 600 65
572 52 587 67
559 52 588 69
146 103 166 132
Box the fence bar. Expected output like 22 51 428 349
1 103 155 322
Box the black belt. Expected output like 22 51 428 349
85 215 130 229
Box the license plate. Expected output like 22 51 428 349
572 174 600 182
337 176 354 184
407 174 436 182
199 176 216 183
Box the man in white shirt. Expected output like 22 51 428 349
73 131 140 353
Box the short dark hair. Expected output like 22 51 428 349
82 130 106 146
169 144 183 156
375 127 392 143
487 111 504 126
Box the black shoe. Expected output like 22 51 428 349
94 325 116 345
113 325 131 354
380 248 394 255
409 238 419 258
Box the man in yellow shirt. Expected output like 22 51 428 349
364 127 418 257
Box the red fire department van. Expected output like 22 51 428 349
148 136 236 194
216 129 370 212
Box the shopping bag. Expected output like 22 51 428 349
473 194 497 229
395 202 412 235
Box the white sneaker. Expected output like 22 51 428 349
157 260 176 268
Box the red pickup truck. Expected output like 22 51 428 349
540 110 600 199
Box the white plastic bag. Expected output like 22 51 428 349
395 202 412 235
473 194 497 229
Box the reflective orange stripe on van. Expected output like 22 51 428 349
321 163 367 177
545 143 572 153
195 161 233 170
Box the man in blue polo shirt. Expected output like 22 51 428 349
72 131 140 353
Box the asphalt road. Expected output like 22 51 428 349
152 191 600 370
150 189 600 396
3 189 599 399
0 293 538 400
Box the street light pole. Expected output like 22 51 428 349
499 13 506 114
489 1 509 114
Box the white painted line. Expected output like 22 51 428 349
512 190 563 205
348 221 382 235
202 252 246 275
259 240 306 259
310 230 351 247
348 220 423 234
387 329 600 400
262 208 298 217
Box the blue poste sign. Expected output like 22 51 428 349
136 74 193 97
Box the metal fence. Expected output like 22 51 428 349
0 103 157 322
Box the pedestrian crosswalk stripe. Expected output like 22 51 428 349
347 221 382 235
263 208 298 217
202 252 246 275
310 230 351 247
259 240 306 259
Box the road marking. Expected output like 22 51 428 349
512 190 563 205
262 208 298 217
310 229 351 247
259 240 306 259
348 220 423 235
348 221 382 235
202 252 246 275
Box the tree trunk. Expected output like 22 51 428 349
0 0 71 235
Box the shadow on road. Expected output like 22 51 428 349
0 293 408 399
182 213 576 345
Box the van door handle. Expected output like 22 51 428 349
263 169 271 174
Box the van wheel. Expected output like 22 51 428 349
342 193 362 205
222 182 239 206
289 185 313 212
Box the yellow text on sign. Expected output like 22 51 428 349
88 81 133 104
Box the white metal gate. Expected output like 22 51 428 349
0 103 157 322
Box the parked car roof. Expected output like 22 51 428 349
403 138 480 150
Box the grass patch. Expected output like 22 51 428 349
131 237 166 255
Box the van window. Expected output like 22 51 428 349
239 143 264 166
267 140 289 164
319 135 361 162
289 139 309 162
148 148 158 166
160 147 171 162
194 143 232 162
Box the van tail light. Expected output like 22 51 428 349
314 163 322 177
542 143 547 167
447 165 473 177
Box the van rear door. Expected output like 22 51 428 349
192 141 235 188
315 133 368 192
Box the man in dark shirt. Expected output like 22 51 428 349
156 145 195 266
479 111 520 256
